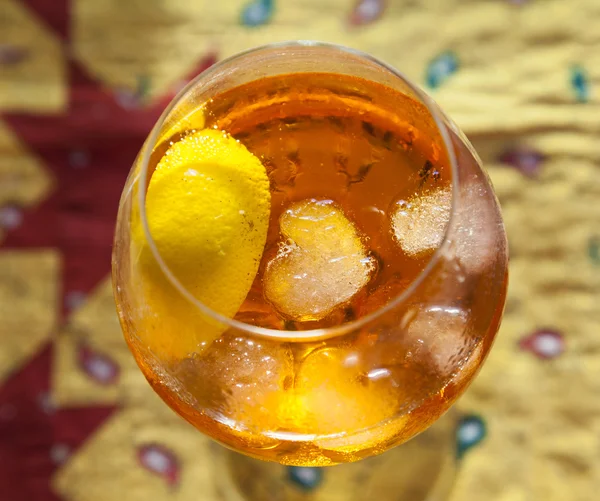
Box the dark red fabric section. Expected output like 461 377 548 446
0 5 219 499
0 346 115 501
2 61 164 317
19 0 70 40
1 9 160 501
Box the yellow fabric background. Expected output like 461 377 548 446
1 0 598 499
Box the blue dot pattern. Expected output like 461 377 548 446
589 237 600 264
456 414 487 460
425 52 459 89
288 466 324 491
571 66 589 103
241 0 275 27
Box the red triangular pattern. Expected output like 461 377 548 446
0 345 116 501
19 0 70 40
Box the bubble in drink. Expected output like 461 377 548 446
391 187 452 256
264 199 375 321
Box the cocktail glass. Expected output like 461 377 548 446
113 41 508 500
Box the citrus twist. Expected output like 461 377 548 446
133 129 270 359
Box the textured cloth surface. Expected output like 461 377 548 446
0 1 598 500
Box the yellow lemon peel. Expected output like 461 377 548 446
133 129 270 360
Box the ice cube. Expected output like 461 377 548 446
391 187 452 256
404 305 479 377
292 346 397 435
449 179 500 274
264 199 375 321
174 332 293 429
391 181 500 274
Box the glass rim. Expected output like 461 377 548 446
138 40 459 341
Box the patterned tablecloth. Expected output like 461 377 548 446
0 1 598 500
